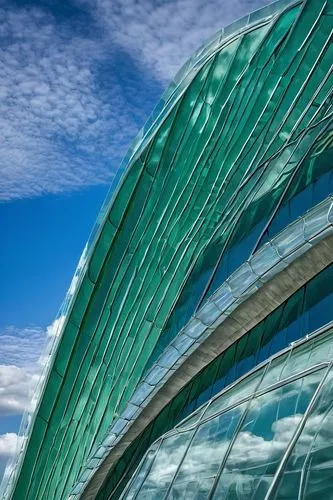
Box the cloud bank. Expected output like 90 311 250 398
1 0 270 201
0 3 143 200
0 434 24 459
0 326 48 416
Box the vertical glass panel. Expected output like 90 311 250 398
258 329 333 393
167 404 245 499
134 431 193 499
167 477 215 500
212 370 323 499
121 441 160 500
179 265 333 423
104 328 333 500
176 407 207 431
273 369 333 499
205 370 262 419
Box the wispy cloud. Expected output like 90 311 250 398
79 0 271 82
0 326 46 367
0 3 146 201
1 0 271 201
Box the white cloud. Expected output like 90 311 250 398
141 377 333 495
46 316 66 339
0 363 42 416
81 0 271 82
0 326 48 416
0 434 24 459
0 3 141 201
1 0 272 201
0 240 89 417
0 326 47 367
0 433 25 486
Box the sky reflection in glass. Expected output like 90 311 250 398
121 327 333 500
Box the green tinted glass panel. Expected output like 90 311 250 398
6 0 333 498
97 265 333 500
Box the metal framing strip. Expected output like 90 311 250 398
72 197 333 499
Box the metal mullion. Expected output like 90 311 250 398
83 81 332 500
75 19 304 464
202 1 307 193
129 15 278 172
184 11 303 311
172 34 330 328
297 400 333 500
176 404 210 433
74 64 214 456
161 427 201 500
198 92 333 312
129 438 164 500
5 1 324 498
206 362 270 500
265 361 333 499
102 50 235 412
85 322 333 500
252 89 333 254
137 33 255 324
161 397 214 498
84 140 218 454
111 429 163 500
198 361 328 436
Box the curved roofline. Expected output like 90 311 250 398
0 0 309 497
120 319 333 499
72 197 333 499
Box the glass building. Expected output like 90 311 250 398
1 0 333 498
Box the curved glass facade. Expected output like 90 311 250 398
120 325 333 500
2 0 332 499
95 264 333 500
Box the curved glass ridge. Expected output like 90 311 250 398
94 263 333 500
73 197 333 500
120 324 333 500
2 0 333 499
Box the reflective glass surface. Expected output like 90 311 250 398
168 404 245 498
150 124 333 365
213 372 323 499
120 327 333 500
137 431 192 498
4 0 333 498
98 265 333 500
273 370 333 499
181 263 333 420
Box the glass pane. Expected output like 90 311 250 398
122 441 160 500
167 477 214 500
273 369 333 499
179 265 333 423
134 431 193 499
258 328 333 392
212 370 324 499
167 404 245 499
205 370 262 419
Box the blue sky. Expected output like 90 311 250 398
0 0 271 482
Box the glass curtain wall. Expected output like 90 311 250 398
120 325 333 500
97 264 333 500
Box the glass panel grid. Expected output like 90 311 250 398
120 326 333 500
